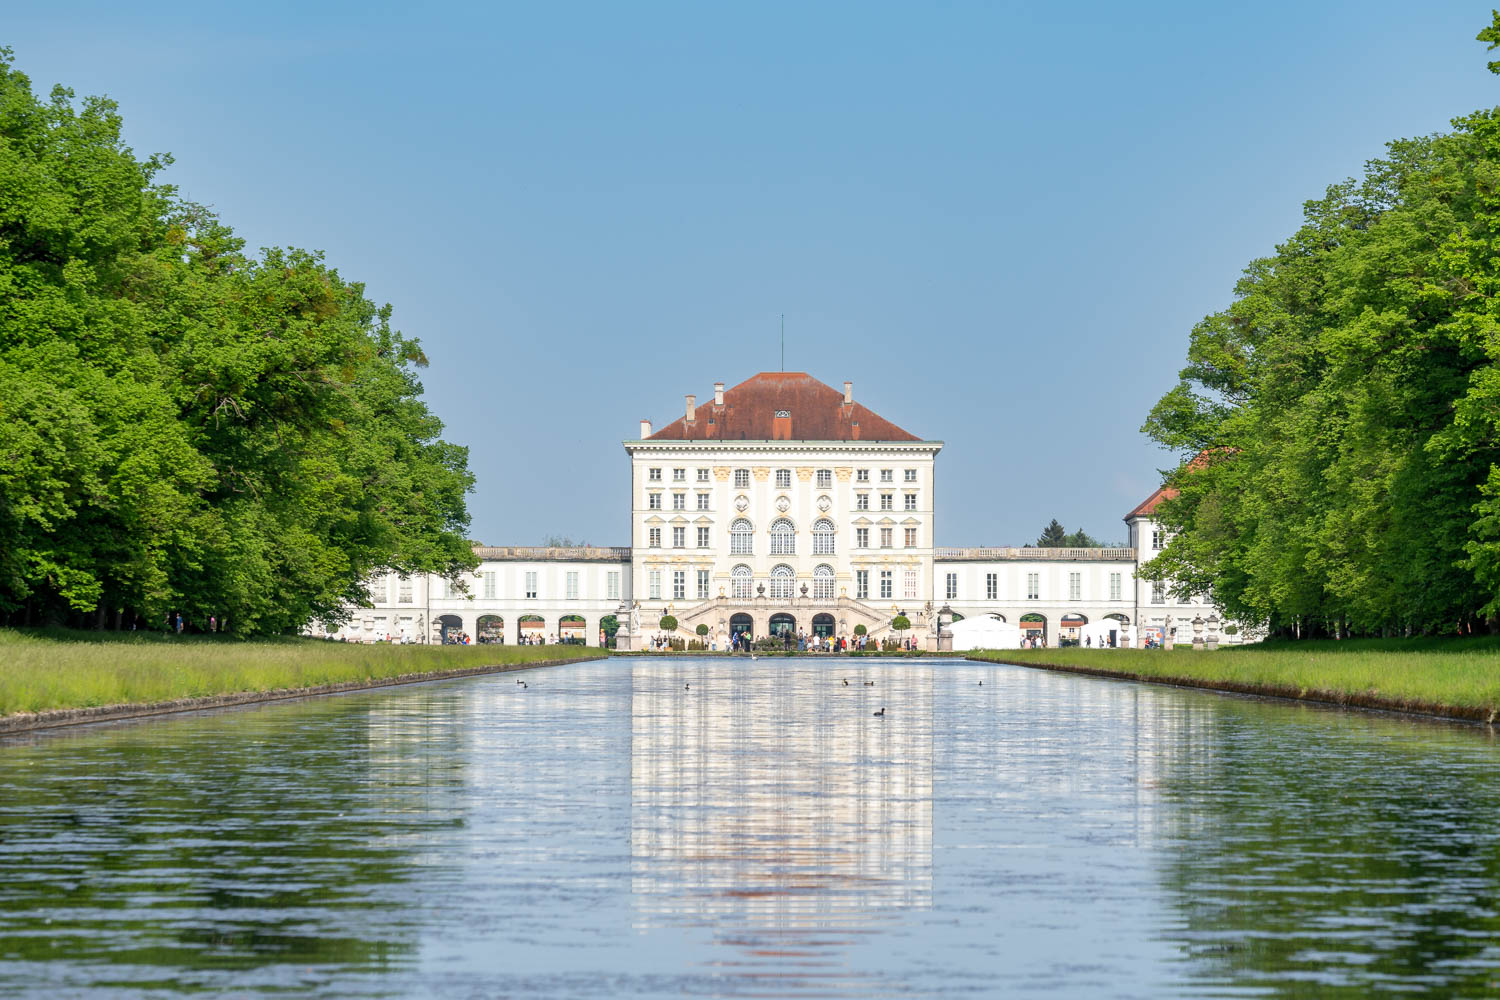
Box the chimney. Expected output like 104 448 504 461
640 419 652 438
714 382 725 405
685 394 696 422
843 381 853 404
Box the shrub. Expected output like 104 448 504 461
853 624 867 636
891 615 911 632
659 615 678 632
696 623 709 636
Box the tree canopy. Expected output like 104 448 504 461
1140 16 1500 636
0 50 476 633
1035 520 1104 547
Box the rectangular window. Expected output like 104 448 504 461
1069 572 1081 601
697 570 709 600
986 572 998 600
904 493 917 511
673 468 685 482
880 494 893 511
696 493 709 511
649 468 662 481
672 493 685 510
483 572 496 600
734 468 750 488
879 570 893 599
857 469 870 483
880 469 893 483
904 527 917 548
1026 572 1039 600
816 469 832 489
1152 529 1165 550
649 570 661 600
672 571 685 600
672 526 685 548
904 469 917 482
697 526 710 547
1152 581 1166 604
856 527 870 548
904 569 919 600
776 468 791 489
398 576 413 603
856 569 869 599
607 571 620 600
697 468 710 483
946 572 958 600
1109 572 1121 601
648 493 661 510
648 527 661 548
525 571 538 599
880 527 893 548
856 494 869 510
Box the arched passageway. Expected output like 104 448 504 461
768 613 796 638
1019 613 1047 644
730 613 753 641
518 614 545 644
437 614 464 644
558 614 586 644
811 613 835 638
1061 614 1088 643
476 614 504 644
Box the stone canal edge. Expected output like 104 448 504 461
966 656 1499 726
0 654 609 736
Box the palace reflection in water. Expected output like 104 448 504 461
629 665 932 933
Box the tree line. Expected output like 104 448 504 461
0 50 477 634
1139 17 1500 637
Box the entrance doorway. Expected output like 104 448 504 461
768 613 796 638
811 613 835 638
730 613 753 641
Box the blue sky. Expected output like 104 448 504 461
6 1 1493 546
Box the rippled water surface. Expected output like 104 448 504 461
3 657 1500 997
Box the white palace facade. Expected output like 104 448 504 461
332 373 1230 648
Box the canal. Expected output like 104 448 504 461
1 657 1498 997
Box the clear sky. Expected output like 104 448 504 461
5 2 1494 547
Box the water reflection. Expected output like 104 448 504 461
1 659 1499 997
630 664 931 992
0 693 464 995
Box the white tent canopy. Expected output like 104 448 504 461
1077 616 1132 648
945 614 1022 651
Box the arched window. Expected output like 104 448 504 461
813 564 835 600
732 564 752 600
812 518 835 555
730 518 753 555
770 518 796 555
770 564 795 599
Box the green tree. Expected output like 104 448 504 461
695 623 709 636
1140 16 1500 635
891 614 911 632
659 615 678 632
853 623 867 636
1036 520 1067 546
0 50 476 633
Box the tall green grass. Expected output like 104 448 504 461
0 629 604 716
967 637 1500 710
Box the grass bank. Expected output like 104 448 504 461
966 637 1500 721
0 629 604 718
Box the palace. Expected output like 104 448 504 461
334 373 1231 648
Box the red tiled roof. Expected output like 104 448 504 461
647 372 921 442
1124 485 1177 520
1124 451 1225 520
